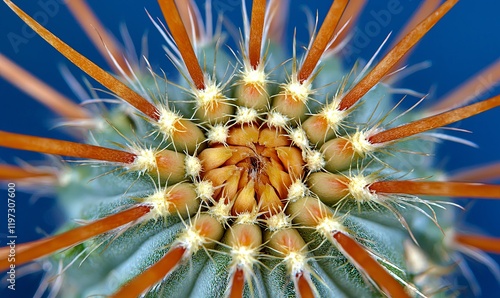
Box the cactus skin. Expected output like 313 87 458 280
1 1 500 298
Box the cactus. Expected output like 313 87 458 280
1 1 500 297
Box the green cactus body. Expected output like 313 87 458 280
52 53 447 297
1 1 500 298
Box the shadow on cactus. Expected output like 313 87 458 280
1 0 500 297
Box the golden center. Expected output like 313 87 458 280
200 124 305 217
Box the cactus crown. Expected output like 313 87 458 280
1 1 500 297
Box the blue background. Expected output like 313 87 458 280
1 1 499 297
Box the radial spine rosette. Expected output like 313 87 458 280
1 0 500 297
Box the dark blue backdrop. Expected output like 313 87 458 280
1 1 499 297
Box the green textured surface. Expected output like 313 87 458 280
43 13 455 298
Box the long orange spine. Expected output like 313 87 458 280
0 205 152 270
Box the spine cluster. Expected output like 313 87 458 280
1 1 500 297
